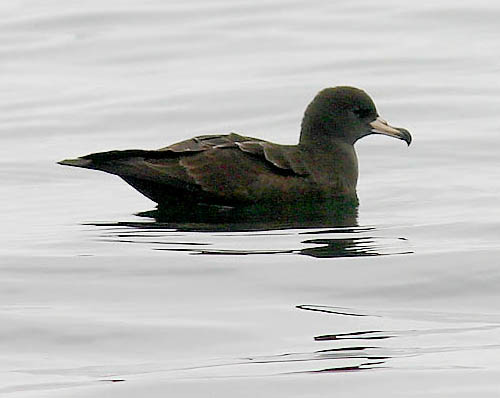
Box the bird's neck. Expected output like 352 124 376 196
298 131 355 159
298 136 359 195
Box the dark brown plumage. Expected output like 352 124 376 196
58 86 411 208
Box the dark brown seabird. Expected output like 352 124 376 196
58 87 411 208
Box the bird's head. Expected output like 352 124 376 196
300 86 412 148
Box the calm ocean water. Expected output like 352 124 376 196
1 0 500 396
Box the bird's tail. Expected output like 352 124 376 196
57 149 178 170
57 158 94 168
57 149 164 170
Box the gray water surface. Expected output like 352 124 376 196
1 1 500 397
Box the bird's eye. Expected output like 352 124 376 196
353 107 371 119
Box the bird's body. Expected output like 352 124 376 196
61 132 359 206
59 87 411 209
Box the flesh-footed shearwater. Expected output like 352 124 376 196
58 86 411 208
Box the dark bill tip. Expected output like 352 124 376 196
397 128 412 146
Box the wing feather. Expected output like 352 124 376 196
60 133 312 203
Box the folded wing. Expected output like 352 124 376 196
58 133 312 204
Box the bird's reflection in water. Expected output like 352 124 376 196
142 197 360 230
88 199 411 258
